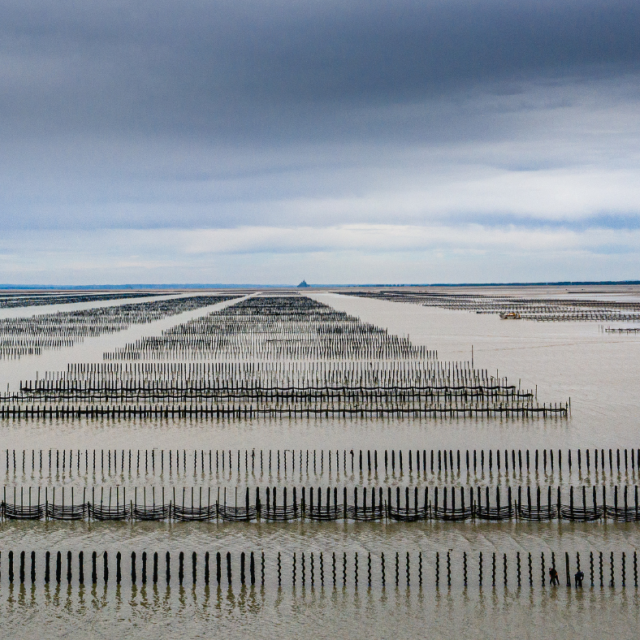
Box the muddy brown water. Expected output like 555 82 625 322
0 291 639 638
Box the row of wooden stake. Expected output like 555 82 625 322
0 550 636 589
3 447 635 477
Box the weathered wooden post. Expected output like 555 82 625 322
154 552 159 584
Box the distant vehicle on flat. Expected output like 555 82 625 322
499 312 521 319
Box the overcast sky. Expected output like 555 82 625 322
1 0 639 284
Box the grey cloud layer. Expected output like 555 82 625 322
2 0 639 138
0 0 639 283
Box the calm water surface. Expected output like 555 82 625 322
0 292 638 638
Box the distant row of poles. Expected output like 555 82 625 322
2 447 637 478
3 295 566 420
346 290 640 323
0 550 637 590
0 402 569 418
0 295 236 360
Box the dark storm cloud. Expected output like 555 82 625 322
1 0 639 141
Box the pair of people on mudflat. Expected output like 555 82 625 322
548 568 584 586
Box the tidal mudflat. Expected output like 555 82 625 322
0 287 638 638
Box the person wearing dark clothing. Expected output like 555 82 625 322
575 570 584 587
549 567 560 586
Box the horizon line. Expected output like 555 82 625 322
0 280 639 290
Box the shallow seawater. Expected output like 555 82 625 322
0 292 638 638
0 576 638 640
